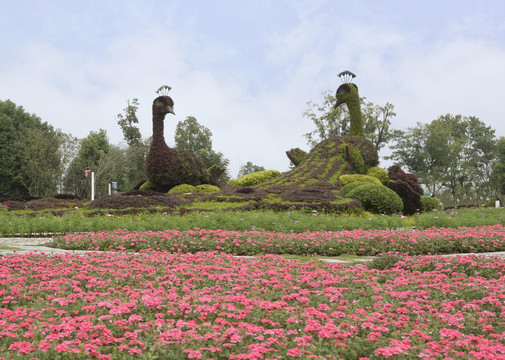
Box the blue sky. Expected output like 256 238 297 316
1 0 505 177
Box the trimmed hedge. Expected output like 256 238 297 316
340 181 368 196
168 184 198 193
366 166 389 185
195 184 220 193
339 174 382 187
228 170 281 188
420 195 443 212
347 183 403 215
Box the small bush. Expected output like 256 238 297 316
195 184 220 193
340 182 368 196
347 183 403 215
339 174 382 187
139 181 154 191
366 167 389 185
420 195 443 212
168 184 198 193
228 170 281 188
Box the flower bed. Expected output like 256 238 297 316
50 224 505 256
1 251 505 359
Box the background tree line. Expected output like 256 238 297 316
1 94 505 206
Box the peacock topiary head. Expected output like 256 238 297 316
334 83 359 108
152 95 175 118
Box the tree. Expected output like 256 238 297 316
175 116 212 154
238 162 266 177
0 99 64 197
174 116 230 184
492 137 505 196
388 114 497 204
303 91 396 151
63 129 114 198
116 98 149 189
117 98 141 146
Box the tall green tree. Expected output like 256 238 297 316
0 100 63 197
303 91 397 151
492 137 505 196
116 98 148 189
388 114 497 204
117 98 141 146
174 116 230 184
63 129 114 198
175 116 213 153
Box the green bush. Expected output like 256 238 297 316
168 184 197 193
228 170 280 188
139 181 154 190
366 166 389 185
420 195 443 212
347 183 403 215
195 184 220 193
340 181 368 196
339 174 382 187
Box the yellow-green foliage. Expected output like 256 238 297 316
420 195 443 212
168 184 197 193
339 174 382 187
366 167 389 185
228 170 280 188
195 184 220 193
139 181 154 190
347 183 403 215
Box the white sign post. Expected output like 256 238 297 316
91 172 95 201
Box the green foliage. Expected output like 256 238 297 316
340 182 368 196
116 98 141 146
420 195 443 212
168 184 198 193
347 183 404 215
237 161 266 177
492 137 505 195
366 253 402 270
388 114 498 205
175 116 213 154
335 83 364 137
139 181 154 190
195 184 220 193
258 136 379 190
339 174 382 187
228 170 281 188
0 100 64 197
286 148 307 167
304 90 396 150
367 166 389 185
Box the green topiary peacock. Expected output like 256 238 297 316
334 70 364 137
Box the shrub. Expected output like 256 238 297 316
139 181 154 191
339 174 382 187
420 195 443 212
366 166 389 185
347 183 403 215
340 181 368 196
228 170 281 188
168 184 197 193
387 179 422 215
195 184 220 193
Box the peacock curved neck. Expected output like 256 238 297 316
347 94 364 137
152 113 166 144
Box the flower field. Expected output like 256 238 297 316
2 249 505 359
50 224 505 256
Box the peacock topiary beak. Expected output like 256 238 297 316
167 106 175 115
